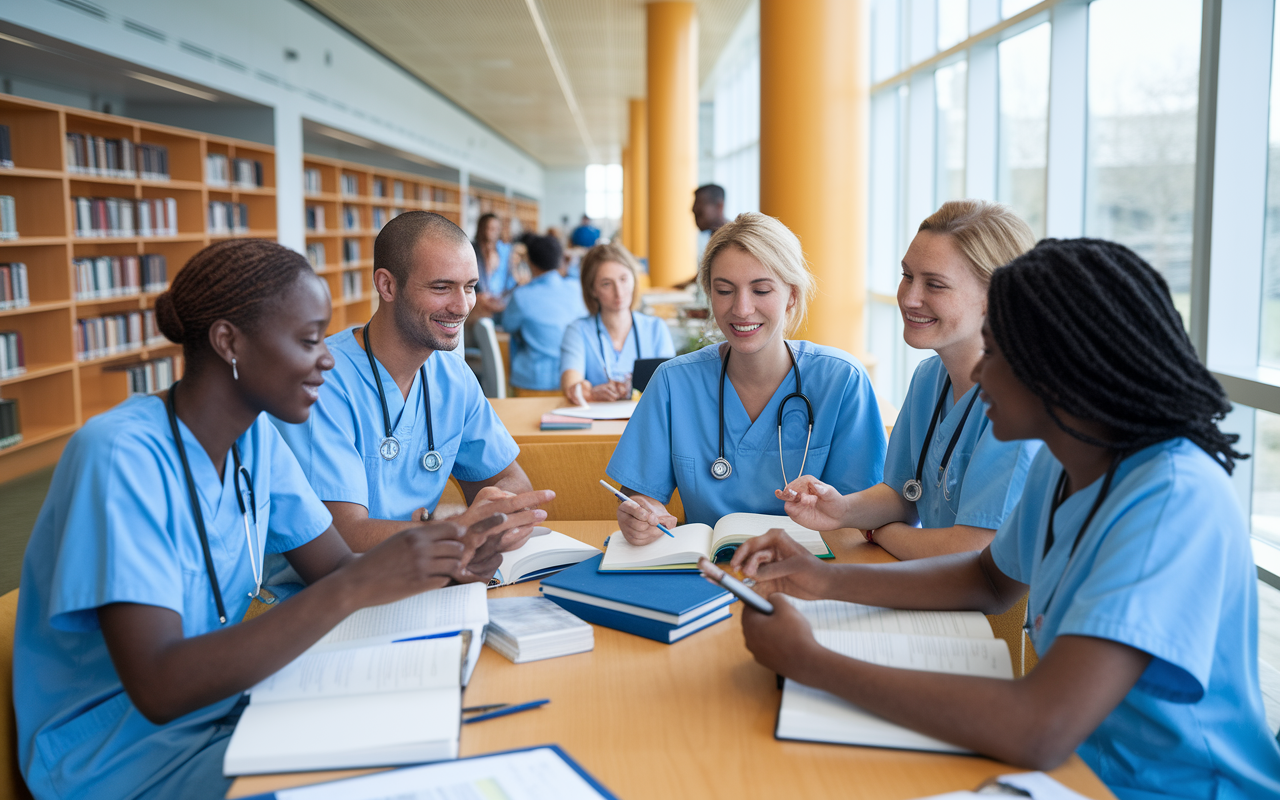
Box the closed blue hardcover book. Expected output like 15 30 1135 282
539 554 733 625
543 595 733 644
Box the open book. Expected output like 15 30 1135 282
776 598 1012 753
599 513 832 572
489 528 600 587
223 636 463 775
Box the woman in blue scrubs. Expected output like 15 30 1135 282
14 240 501 800
781 200 1041 560
559 241 675 405
727 238 1280 799
606 212 886 544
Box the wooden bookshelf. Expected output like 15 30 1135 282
468 186 540 240
0 93 277 482
302 155 465 335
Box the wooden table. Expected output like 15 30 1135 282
489 396 629 445
229 522 1115 800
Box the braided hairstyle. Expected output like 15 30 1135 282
155 239 313 363
987 237 1246 474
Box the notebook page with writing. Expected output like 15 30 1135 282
788 598 994 639
813 630 1011 676
251 639 460 704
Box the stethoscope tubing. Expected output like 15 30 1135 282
362 324 441 470
595 312 640 381
712 342 813 482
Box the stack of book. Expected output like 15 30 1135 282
303 168 323 195
541 554 734 644
0 263 29 309
540 412 590 431
124 356 175 395
208 201 248 235
0 331 24 378
342 205 361 230
341 270 361 300
340 173 359 196
305 205 325 232
0 399 19 450
0 196 15 240
0 125 12 169
342 238 361 265
485 596 594 663
306 242 326 269
232 158 263 188
205 153 229 186
72 197 177 237
76 312 145 360
72 255 167 300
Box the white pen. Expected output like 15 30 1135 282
597 479 675 537
697 558 774 615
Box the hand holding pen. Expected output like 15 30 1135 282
599 480 677 545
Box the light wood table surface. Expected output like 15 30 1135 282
489 396 629 445
229 521 1115 800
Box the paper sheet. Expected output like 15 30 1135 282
313 584 487 650
789 598 994 639
252 639 459 703
814 630 1012 677
550 400 637 420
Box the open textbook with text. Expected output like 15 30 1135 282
599 513 832 571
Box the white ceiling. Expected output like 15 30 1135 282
305 0 752 167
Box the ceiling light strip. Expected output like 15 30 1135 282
523 0 598 162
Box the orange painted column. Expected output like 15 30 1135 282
646 3 697 286
627 98 649 259
759 0 867 356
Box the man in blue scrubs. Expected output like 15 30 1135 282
275 211 550 573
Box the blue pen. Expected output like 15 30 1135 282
598 479 675 538
391 629 462 643
462 698 549 724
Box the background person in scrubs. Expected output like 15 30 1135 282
469 212 514 324
503 234 588 393
274 212 551 572
606 212 886 544
559 241 675 405
725 238 1280 800
15 240 500 800
780 201 1040 560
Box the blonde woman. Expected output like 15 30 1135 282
605 212 886 544
780 200 1042 560
559 242 675 406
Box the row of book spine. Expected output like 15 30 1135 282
341 206 361 230
306 206 325 232
0 263 29 310
0 196 15 240
75 310 161 361
126 356 175 396
65 134 169 180
0 125 11 169
205 154 265 188
342 239 361 264
0 331 24 378
73 197 178 238
0 398 19 450
208 202 249 234
342 270 362 299
306 243 325 269
73 255 168 300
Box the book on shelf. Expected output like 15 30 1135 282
372 207 389 230
222 635 464 775
372 177 386 198
0 196 15 240
393 180 405 200
205 153 229 186
124 356 175 395
76 312 147 361
341 270 362 300
342 205 360 230
0 331 25 379
0 398 20 450
540 554 734 644
136 143 169 181
0 125 11 169
485 596 594 663
775 597 1013 754
489 528 600 587
340 173 359 196
208 201 249 235
343 238 361 265
65 133 135 178
0 263 29 310
73 197 177 238
303 167 323 195
305 205 325 232
232 158 263 188
305 242 326 269
598 513 833 572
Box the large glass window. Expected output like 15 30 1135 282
1001 0 1039 18
997 23 1050 238
585 164 622 220
1253 408 1280 551
1261 12 1280 368
1084 0 1201 323
935 60 967 205
938 0 969 50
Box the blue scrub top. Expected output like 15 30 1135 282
475 240 514 297
559 312 676 386
990 439 1280 800
15 396 332 800
607 341 887 525
274 328 520 520
883 356 1040 530
503 270 589 391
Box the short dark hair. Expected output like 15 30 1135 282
525 234 563 274
374 211 471 287
695 184 725 204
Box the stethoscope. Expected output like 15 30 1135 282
595 312 640 380
1024 455 1123 642
901 376 981 503
165 381 271 626
362 324 443 471
710 342 813 484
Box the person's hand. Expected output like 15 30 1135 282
442 486 556 582
775 476 851 532
567 381 590 407
478 292 507 313
741 594 821 680
728 529 830 600
336 519 472 607
615 492 677 545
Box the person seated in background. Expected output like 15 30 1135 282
470 212 514 324
559 241 675 406
570 214 601 248
504 234 589 394
727 238 1280 800
781 200 1041 560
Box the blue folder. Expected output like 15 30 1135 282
538 554 733 625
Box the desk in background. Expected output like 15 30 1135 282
489 396 629 446
228 522 1114 800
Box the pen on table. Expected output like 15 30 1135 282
597 479 674 538
462 698 550 724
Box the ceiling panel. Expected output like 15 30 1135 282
305 0 751 167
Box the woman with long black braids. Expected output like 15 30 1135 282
721 238 1280 799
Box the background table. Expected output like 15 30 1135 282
228 522 1115 800
489 396 630 445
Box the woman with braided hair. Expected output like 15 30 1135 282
14 239 503 800
720 238 1280 799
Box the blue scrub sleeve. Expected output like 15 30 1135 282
953 432 1038 530
264 424 334 554
279 380 370 510
450 375 520 482
502 293 527 355
605 365 677 502
816 357 886 493
559 320 588 377
46 430 185 632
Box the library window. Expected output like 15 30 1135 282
997 23 1049 240
935 59 967 205
585 164 622 221
1261 10 1280 369
937 0 969 50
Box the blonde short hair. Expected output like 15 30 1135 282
917 200 1036 283
579 242 641 315
699 212 816 335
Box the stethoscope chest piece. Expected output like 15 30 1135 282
710 457 732 480
379 436 401 461
902 479 923 503
422 450 443 472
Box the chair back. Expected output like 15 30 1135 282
0 590 32 799
986 592 1030 678
474 318 506 399
517 441 685 523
